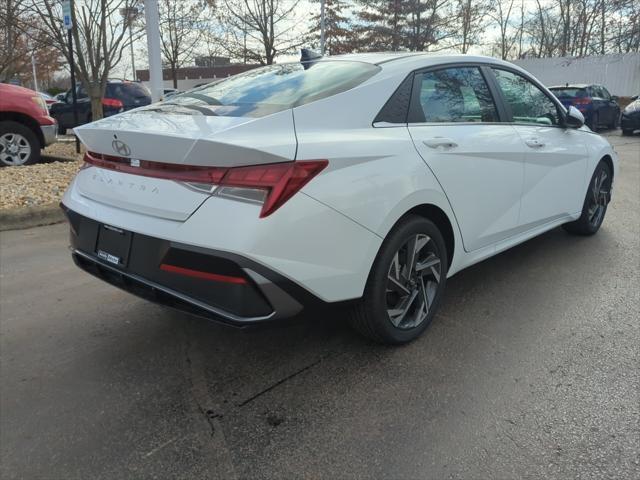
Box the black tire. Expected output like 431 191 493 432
349 215 448 344
562 161 612 236
588 112 599 131
57 122 66 135
622 129 633 136
0 120 41 166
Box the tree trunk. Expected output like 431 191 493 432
171 64 178 89
88 84 104 121
90 96 103 121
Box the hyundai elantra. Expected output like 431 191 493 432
62 53 618 344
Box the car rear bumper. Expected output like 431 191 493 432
40 123 57 146
63 207 332 325
621 114 640 132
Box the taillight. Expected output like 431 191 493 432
573 97 592 110
217 161 328 217
83 152 328 217
102 98 124 108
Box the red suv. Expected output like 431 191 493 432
0 83 57 166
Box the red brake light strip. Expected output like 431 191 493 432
160 263 247 284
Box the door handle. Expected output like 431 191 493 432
423 137 458 149
525 138 545 148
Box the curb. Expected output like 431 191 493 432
0 204 65 231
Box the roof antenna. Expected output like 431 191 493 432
300 48 322 69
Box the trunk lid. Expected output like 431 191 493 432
73 108 297 221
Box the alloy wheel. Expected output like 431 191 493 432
0 132 31 166
386 234 442 330
587 168 610 228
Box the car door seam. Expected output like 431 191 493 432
299 192 384 239
406 126 469 252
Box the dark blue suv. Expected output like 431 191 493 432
50 81 151 134
549 84 620 131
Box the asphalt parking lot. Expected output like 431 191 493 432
1 132 638 479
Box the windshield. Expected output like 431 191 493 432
150 60 380 118
550 88 587 98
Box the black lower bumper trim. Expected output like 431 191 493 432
73 249 273 325
63 206 330 325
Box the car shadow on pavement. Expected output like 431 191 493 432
160 223 616 413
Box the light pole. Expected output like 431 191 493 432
320 0 326 55
30 51 38 92
143 0 164 102
120 6 139 80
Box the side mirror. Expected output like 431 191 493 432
611 95 619 102
565 105 584 129
55 93 66 102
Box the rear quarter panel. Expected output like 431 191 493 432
582 130 619 192
293 81 464 277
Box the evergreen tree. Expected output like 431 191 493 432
354 0 408 52
309 0 356 55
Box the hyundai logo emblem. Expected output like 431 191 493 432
112 139 131 157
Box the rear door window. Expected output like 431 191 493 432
408 67 499 123
157 61 380 118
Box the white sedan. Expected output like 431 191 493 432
62 53 617 344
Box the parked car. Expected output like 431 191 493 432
620 94 640 136
50 80 152 134
549 84 620 131
62 53 618 344
163 88 180 98
38 91 57 107
0 83 57 166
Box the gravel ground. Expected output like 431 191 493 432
0 140 83 210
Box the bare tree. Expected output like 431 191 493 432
158 0 206 88
218 0 303 65
0 0 31 80
406 0 458 52
489 0 520 59
30 0 142 120
456 0 491 53
608 0 639 53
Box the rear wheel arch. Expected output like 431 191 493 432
600 154 614 183
0 112 45 148
391 204 455 271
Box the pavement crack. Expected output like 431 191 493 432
182 321 238 479
237 355 328 408
184 338 217 438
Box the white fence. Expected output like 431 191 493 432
514 54 640 97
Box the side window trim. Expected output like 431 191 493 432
406 63 504 125
479 66 510 122
373 72 415 126
487 66 568 128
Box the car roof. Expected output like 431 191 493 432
322 52 524 72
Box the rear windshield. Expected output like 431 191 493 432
152 60 380 118
550 88 587 98
107 82 151 100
